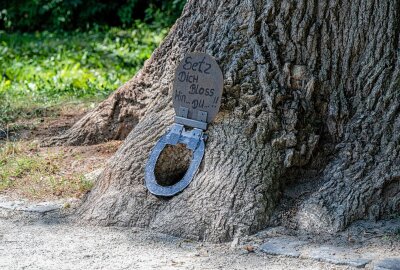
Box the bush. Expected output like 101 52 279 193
0 0 186 32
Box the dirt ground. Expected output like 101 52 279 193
0 217 354 270
0 105 398 270
0 199 399 270
0 105 121 200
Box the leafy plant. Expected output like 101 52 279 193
0 24 167 127
0 0 186 31
145 0 186 28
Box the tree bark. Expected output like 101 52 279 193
52 0 400 242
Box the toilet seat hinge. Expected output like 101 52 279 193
174 106 208 130
166 123 205 151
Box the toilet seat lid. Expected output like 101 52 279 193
172 52 223 123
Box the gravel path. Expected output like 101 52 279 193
0 196 398 270
0 219 351 270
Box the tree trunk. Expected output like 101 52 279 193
52 0 400 242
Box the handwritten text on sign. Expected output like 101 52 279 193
172 52 223 123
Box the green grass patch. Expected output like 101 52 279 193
0 140 94 199
0 23 168 127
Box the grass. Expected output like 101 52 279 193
0 22 168 127
0 140 94 199
0 23 165 200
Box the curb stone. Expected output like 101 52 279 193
260 237 307 257
0 195 80 219
374 258 400 270
302 246 371 268
260 237 372 268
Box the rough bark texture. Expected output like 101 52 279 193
54 0 400 242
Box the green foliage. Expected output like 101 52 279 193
0 0 186 31
0 24 167 126
145 0 186 28
118 0 140 26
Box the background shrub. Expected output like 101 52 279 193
0 0 186 32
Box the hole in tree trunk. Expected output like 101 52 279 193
154 144 193 186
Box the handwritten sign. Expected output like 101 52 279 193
172 52 223 123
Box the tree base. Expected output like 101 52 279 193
51 0 400 242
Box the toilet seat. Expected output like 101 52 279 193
144 123 205 197
144 52 223 197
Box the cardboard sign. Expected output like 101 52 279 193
172 52 223 123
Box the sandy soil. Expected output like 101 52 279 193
0 218 352 270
